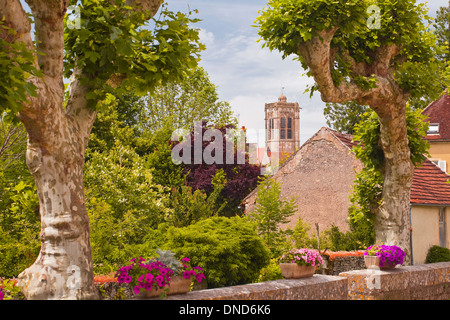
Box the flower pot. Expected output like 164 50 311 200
279 263 316 279
364 255 396 270
137 276 192 299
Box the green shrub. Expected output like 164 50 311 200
164 216 270 288
257 258 282 282
425 245 450 264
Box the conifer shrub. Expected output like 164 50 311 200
425 245 450 264
165 216 270 288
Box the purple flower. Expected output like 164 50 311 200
196 273 206 283
133 286 141 295
145 273 154 283
0 289 4 301
144 283 153 291
155 275 165 287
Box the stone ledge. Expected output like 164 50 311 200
339 262 450 300
164 274 348 300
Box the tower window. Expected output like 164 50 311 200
281 129 286 139
280 117 286 129
288 118 292 129
287 129 292 139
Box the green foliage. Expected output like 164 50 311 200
290 217 316 249
169 169 227 228
256 0 366 58
140 67 237 132
85 143 173 269
324 102 370 134
348 107 430 238
0 279 24 300
164 216 270 288
0 21 42 117
250 177 297 256
257 258 282 282
64 0 204 108
0 179 40 277
425 245 450 264
353 107 430 173
435 1 450 66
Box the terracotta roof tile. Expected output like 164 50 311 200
330 128 450 206
422 92 450 141
411 159 450 206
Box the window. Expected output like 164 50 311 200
439 208 447 248
280 129 286 139
428 123 439 135
280 118 286 129
287 118 293 139
287 129 292 139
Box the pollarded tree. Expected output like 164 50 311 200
256 0 448 263
0 0 202 299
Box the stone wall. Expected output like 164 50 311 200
97 262 449 300
319 252 366 275
340 262 450 300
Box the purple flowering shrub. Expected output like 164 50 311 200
279 249 324 267
0 288 4 301
364 245 405 268
115 256 205 296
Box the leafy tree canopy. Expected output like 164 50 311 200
256 0 448 102
64 0 204 108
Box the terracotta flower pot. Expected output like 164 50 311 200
279 263 316 279
364 255 396 270
137 276 192 299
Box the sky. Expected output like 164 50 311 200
163 0 446 146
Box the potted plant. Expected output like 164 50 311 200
279 248 323 279
364 245 405 270
115 249 205 299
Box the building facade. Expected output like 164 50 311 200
422 92 450 173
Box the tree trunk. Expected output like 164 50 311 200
18 147 96 300
17 81 97 300
296 28 414 263
374 99 414 264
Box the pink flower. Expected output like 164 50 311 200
196 273 206 283
133 286 141 295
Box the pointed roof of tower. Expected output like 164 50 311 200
278 94 287 102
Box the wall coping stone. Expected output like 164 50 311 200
163 274 348 300
339 262 450 300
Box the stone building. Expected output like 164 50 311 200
265 94 301 162
244 127 362 233
243 126 450 264
422 91 450 173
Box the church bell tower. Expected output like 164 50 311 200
265 94 301 161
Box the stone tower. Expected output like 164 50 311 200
265 94 301 161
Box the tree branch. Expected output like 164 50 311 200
297 28 393 105
0 0 34 49
65 0 162 148
125 0 162 15
25 0 68 84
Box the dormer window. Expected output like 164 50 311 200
428 123 439 135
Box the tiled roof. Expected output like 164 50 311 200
422 92 450 141
411 159 450 206
330 128 450 206
327 128 357 149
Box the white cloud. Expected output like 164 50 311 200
198 28 215 48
